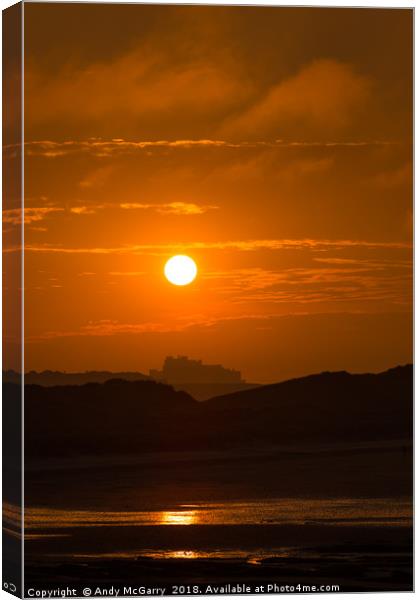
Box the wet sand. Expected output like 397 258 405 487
24 524 412 592
19 443 413 593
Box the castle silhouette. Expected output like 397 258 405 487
149 356 244 384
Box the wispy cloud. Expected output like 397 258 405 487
4 138 397 159
70 205 105 215
3 207 64 225
9 238 411 255
313 257 412 267
206 263 412 308
79 165 115 188
4 204 105 225
204 268 288 291
5 201 217 225
28 316 216 340
26 292 412 343
120 201 218 215
223 59 371 138
369 162 412 189
25 313 301 341
109 271 146 277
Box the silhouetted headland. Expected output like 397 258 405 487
12 364 411 459
3 369 150 386
3 357 259 400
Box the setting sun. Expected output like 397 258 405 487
164 255 197 286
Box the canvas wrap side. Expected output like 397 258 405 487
3 2 23 597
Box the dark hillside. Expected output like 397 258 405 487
16 365 412 458
202 365 413 446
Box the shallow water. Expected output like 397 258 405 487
19 447 413 591
16 496 413 591
17 496 412 530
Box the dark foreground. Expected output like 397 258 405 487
11 441 412 595
23 523 412 593
3 367 413 595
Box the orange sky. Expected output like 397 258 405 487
4 4 413 382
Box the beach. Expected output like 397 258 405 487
18 442 413 594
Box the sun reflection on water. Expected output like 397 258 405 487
165 550 201 559
21 497 413 530
160 510 197 525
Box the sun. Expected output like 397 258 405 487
164 255 197 286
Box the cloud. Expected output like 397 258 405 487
4 202 216 222
223 59 372 138
369 162 412 189
3 207 64 225
25 312 305 341
27 283 412 344
120 201 218 215
159 202 218 215
5 237 410 257
6 138 395 159
25 44 247 132
70 205 105 215
204 262 412 307
70 206 95 215
313 257 412 267
28 316 218 340
17 238 411 255
79 165 116 189
204 268 288 291
4 204 107 225
109 271 146 277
